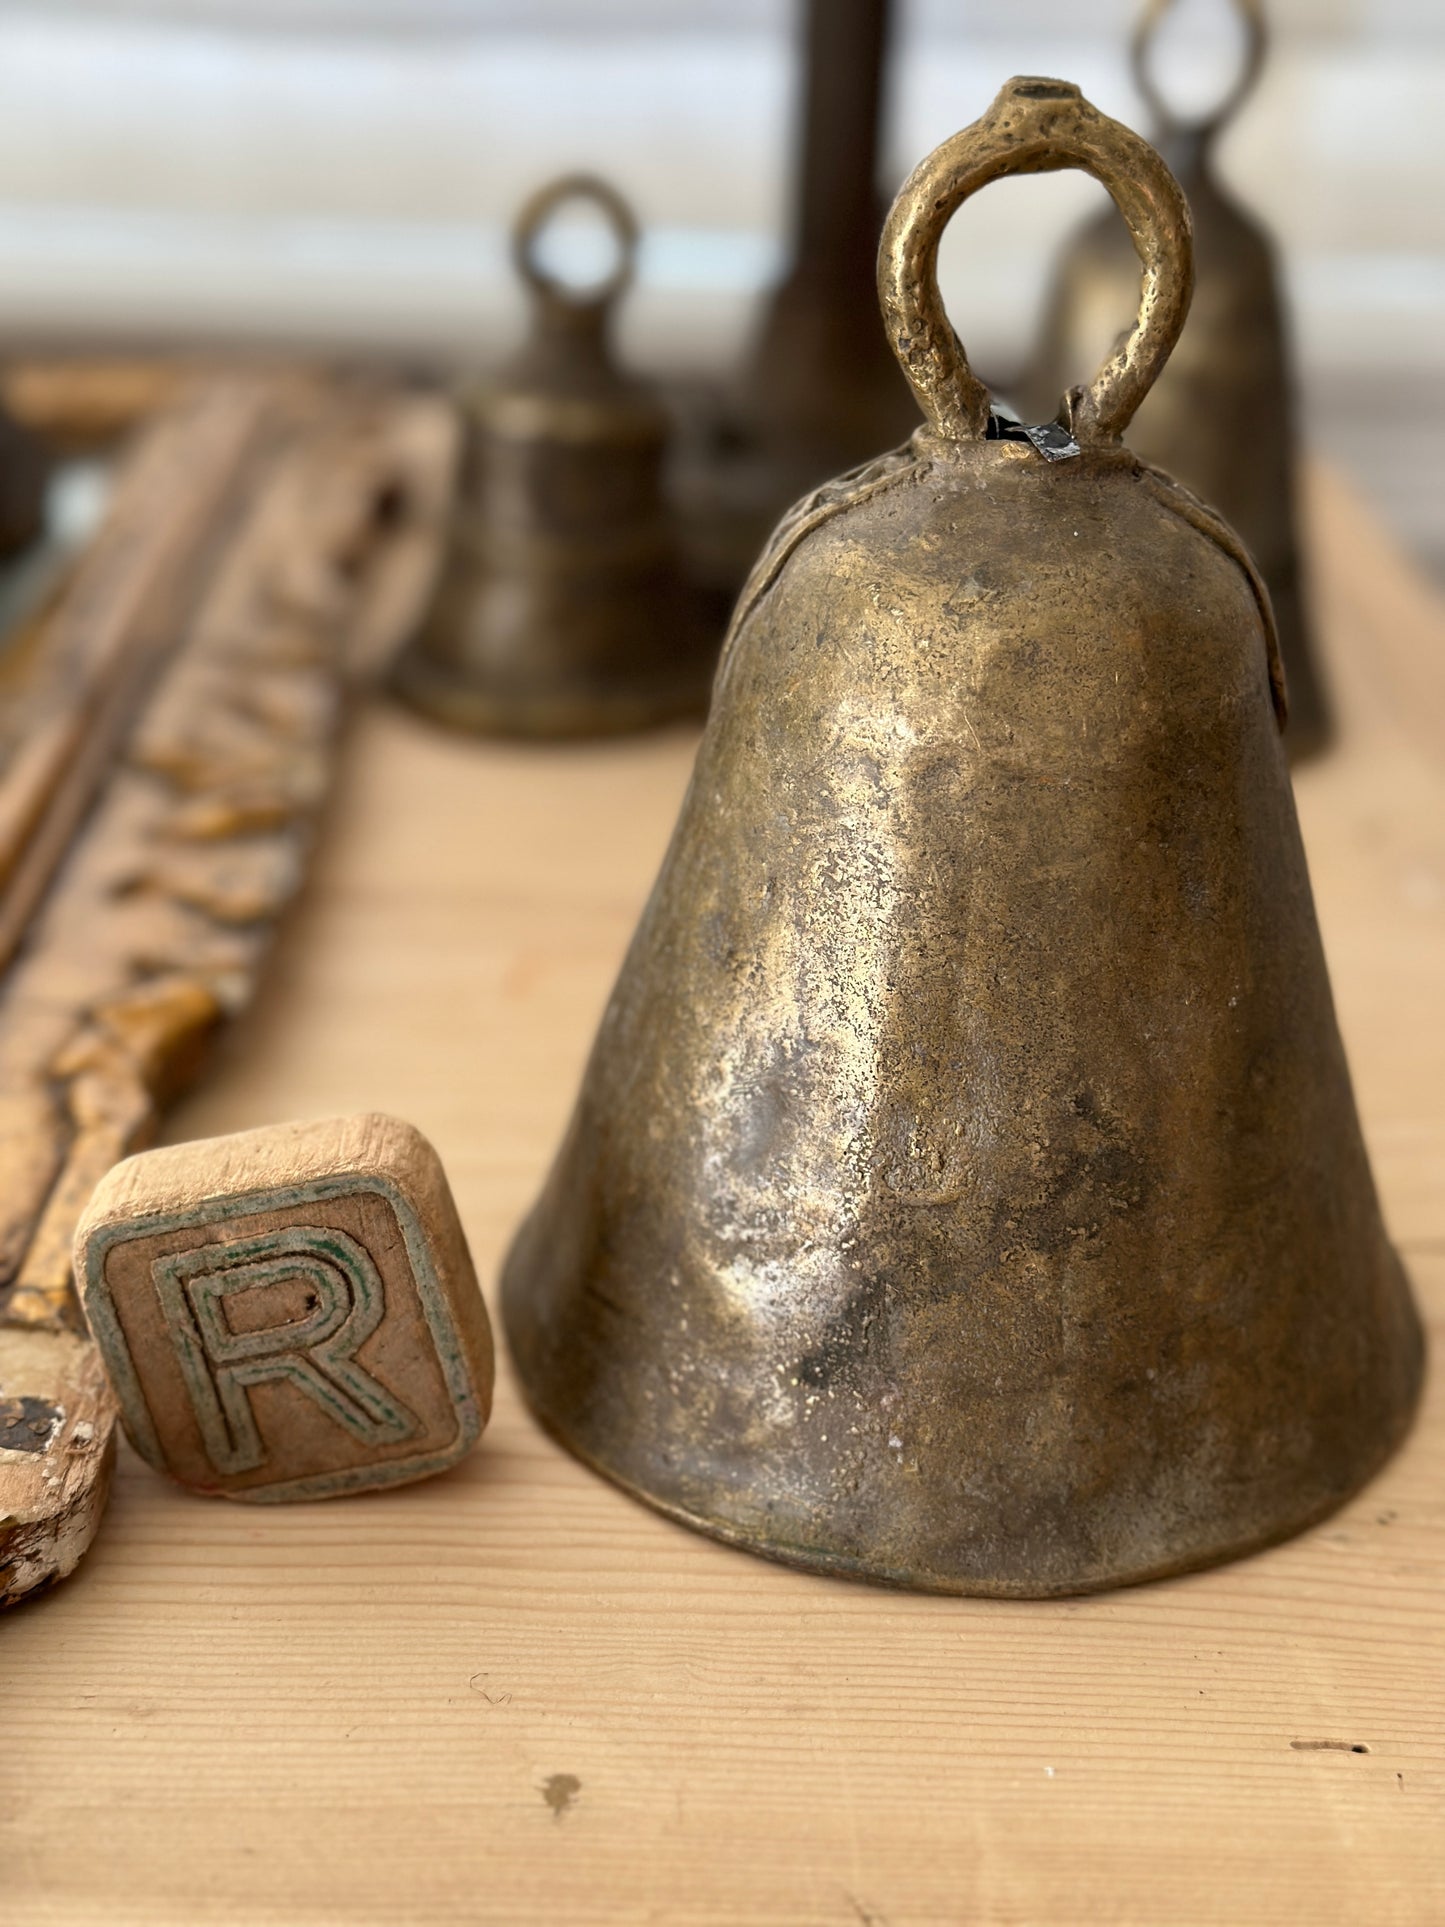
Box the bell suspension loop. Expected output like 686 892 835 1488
876 76 1194 447
511 172 640 328
1132 0 1267 147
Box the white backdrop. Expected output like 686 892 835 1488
0 0 1439 383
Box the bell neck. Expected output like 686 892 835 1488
503 296 632 400
1153 121 1213 186
913 425 1139 472
786 0 891 283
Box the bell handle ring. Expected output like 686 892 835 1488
512 173 640 320
878 77 1194 446
1133 0 1267 145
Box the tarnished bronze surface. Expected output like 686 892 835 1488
394 175 709 737
674 0 917 606
504 79 1423 1597
1028 0 1329 758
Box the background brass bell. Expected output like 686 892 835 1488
393 174 710 737
1027 0 1330 758
504 79 1423 1598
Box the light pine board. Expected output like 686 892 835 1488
3 464 1443 1927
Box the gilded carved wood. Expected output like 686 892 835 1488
0 375 456 1608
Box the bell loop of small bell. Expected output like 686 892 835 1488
877 77 1194 450
512 172 640 322
1131 0 1267 149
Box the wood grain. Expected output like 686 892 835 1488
1 358 213 449
0 464 1441 1925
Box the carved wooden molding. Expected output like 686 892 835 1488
0 373 457 1608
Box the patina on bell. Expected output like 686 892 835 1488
1027 0 1329 757
504 79 1423 1597
393 175 709 737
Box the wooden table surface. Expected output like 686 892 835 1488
5 468 1443 1927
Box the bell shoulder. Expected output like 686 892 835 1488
1135 460 1288 728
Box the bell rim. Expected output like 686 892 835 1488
503 1258 1425 1601
389 641 712 740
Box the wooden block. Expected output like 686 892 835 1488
73 1114 493 1502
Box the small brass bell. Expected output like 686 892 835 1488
393 175 710 737
504 80 1422 1597
1028 0 1330 757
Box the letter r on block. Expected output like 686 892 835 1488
75 1113 495 1500
154 1227 419 1476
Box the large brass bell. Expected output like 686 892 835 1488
1028 0 1330 757
394 175 709 736
504 79 1423 1597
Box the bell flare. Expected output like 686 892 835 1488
393 544 707 740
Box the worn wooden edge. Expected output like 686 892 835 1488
0 1326 115 1603
0 383 275 968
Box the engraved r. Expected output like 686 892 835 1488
154 1226 418 1476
